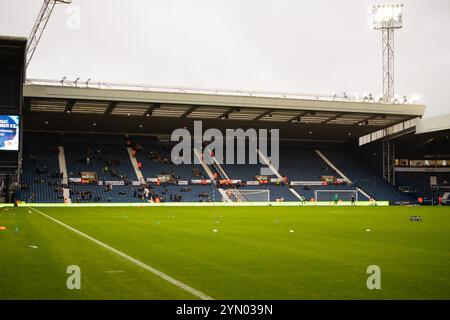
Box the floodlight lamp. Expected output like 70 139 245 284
410 94 420 103
371 4 403 30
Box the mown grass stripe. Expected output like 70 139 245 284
28 206 214 300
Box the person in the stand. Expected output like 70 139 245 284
351 195 356 206
333 193 339 205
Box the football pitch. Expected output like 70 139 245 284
0 205 449 300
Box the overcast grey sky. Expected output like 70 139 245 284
1 0 449 117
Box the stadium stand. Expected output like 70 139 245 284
396 171 450 199
69 184 145 203
125 138 220 202
220 143 270 181
64 143 137 182
279 147 337 180
1 35 447 207
19 133 428 204
131 138 210 181
150 185 219 202
21 142 63 203
321 149 415 204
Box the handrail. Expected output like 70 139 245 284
24 78 416 105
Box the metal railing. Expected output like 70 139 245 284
25 78 416 105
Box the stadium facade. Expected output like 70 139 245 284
1 35 449 206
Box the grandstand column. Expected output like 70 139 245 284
289 188 304 201
193 148 230 202
208 154 250 202
127 147 152 201
382 140 395 185
315 150 352 184
257 149 283 179
63 188 71 203
218 188 232 202
58 146 71 203
193 148 215 180
256 148 303 200
211 155 230 180
355 187 373 200
58 146 68 185
127 147 146 184
317 149 373 200
209 155 235 201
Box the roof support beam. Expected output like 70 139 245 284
217 107 236 120
145 103 160 116
180 105 197 118
254 109 273 121
322 113 345 124
64 99 75 113
104 101 117 115
287 111 310 123
355 114 379 126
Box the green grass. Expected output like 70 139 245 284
0 205 449 300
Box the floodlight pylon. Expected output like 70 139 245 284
371 4 404 102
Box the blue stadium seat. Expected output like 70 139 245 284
21 143 63 203
321 149 415 204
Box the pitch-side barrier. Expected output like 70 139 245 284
6 201 389 207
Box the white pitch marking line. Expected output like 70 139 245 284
28 206 213 300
